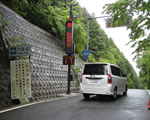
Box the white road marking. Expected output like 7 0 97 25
0 93 79 114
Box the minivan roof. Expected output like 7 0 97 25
84 62 120 68
85 62 111 65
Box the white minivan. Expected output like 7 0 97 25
80 63 127 100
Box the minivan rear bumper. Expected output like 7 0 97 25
80 84 113 95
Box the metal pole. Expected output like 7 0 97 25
67 63 71 94
86 17 89 63
86 15 110 63
70 4 73 19
66 4 74 94
88 16 110 19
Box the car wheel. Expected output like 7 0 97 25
83 94 90 100
112 88 117 100
123 86 127 96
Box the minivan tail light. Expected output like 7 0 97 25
108 74 112 84
80 74 83 83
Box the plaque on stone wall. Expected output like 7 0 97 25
9 46 31 56
10 60 31 99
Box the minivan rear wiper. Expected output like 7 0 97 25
86 77 103 80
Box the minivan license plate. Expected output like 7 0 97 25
90 80 98 83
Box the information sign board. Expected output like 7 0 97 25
82 50 90 59
63 55 75 65
9 46 31 56
10 60 31 99
105 17 132 28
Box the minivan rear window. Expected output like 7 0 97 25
83 64 108 75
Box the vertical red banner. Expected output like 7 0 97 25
66 32 72 48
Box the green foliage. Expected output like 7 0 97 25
7 36 27 46
1 0 138 88
137 51 150 89
73 66 81 73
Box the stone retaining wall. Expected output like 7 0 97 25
0 3 84 107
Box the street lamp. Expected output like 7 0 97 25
86 16 110 63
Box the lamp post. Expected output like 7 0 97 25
66 4 78 94
86 16 110 63
86 17 89 63
66 4 73 95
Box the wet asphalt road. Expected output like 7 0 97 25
0 89 150 120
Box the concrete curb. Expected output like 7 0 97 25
0 93 80 114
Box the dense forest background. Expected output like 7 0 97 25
0 0 139 88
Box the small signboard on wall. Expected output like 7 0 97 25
10 60 31 100
63 55 75 65
9 46 31 56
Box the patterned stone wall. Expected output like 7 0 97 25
0 42 11 107
0 3 84 107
